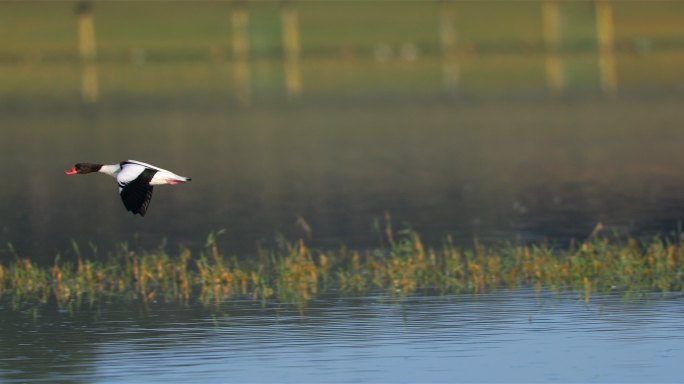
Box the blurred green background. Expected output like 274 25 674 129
1 0 683 102
2 1 684 260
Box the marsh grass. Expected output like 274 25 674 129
2 227 684 312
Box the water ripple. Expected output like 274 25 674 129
2 289 683 383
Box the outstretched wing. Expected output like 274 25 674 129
119 169 157 216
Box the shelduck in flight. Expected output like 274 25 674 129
65 160 191 216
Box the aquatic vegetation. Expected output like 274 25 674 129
1 230 684 311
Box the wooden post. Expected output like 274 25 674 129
76 2 98 103
439 0 459 91
231 1 251 106
281 1 302 99
595 0 618 94
542 0 564 95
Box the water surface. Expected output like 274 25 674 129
3 97 684 261
2 290 682 383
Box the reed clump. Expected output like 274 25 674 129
1 231 684 311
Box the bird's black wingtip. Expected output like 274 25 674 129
126 207 146 217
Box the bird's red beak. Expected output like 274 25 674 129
65 167 78 175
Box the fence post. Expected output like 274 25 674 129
231 1 252 106
439 0 459 92
76 2 98 103
542 0 564 95
595 0 618 95
281 1 302 100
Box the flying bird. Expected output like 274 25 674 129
65 160 191 216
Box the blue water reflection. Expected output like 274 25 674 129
3 289 682 383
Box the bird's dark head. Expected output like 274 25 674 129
65 163 103 175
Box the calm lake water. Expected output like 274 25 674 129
3 96 684 262
1 289 682 383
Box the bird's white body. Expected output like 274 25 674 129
66 159 191 216
100 160 190 190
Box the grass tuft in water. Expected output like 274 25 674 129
2 230 684 311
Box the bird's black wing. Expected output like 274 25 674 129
119 169 157 216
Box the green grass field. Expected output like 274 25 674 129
1 1 683 101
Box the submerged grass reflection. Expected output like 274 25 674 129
2 229 684 311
